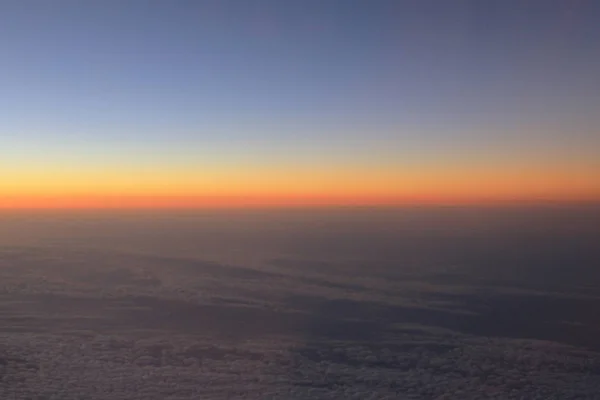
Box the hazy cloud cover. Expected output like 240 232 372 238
1 208 600 399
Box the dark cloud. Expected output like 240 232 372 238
1 207 600 398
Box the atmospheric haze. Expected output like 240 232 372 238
1 206 600 399
2 1 600 398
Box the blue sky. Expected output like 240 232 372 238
1 0 599 205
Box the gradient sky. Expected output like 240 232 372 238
1 0 599 208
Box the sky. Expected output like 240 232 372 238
1 0 599 208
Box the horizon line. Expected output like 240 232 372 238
1 194 599 211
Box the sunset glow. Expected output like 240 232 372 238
1 1 599 209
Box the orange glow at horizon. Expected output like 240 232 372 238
2 160 599 209
1 192 599 210
2 182 599 209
